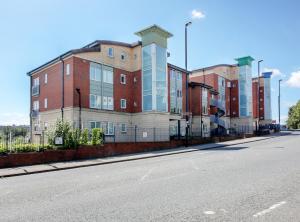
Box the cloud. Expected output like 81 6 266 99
286 70 300 88
263 68 285 78
191 9 206 19
0 112 29 126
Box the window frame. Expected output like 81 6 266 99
120 52 126 61
108 47 114 58
120 99 127 109
44 98 48 109
120 74 126 84
66 64 70 75
120 123 127 133
33 100 39 111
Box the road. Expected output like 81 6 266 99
1 132 300 221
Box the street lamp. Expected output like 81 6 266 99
278 79 282 129
76 88 82 131
185 21 192 147
257 59 263 133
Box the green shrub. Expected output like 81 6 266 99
80 128 89 145
91 128 104 145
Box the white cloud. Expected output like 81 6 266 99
263 67 285 78
191 9 206 19
0 112 29 126
286 70 300 88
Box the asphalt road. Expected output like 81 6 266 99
1 132 300 222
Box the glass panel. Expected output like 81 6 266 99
142 45 152 111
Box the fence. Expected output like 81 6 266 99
103 126 170 143
0 135 41 153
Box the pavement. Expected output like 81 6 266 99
0 131 299 221
0 133 281 178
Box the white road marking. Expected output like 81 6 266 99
204 211 216 215
253 201 287 218
140 168 155 181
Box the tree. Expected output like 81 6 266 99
287 100 300 129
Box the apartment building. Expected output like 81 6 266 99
28 25 188 143
252 72 272 126
189 56 270 135
28 24 273 143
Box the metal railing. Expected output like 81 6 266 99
32 85 40 96
103 126 170 143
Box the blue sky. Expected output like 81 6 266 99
0 0 299 125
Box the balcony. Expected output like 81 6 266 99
210 98 218 107
32 85 40 96
31 110 39 118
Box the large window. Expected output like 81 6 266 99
89 62 114 111
142 44 152 111
170 69 183 114
90 94 101 109
202 88 208 115
142 43 167 112
103 67 113 84
90 63 101 81
239 65 252 117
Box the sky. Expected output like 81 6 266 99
0 0 299 125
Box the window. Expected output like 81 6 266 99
103 67 113 84
107 97 113 110
33 77 39 86
120 123 126 133
102 96 113 110
90 63 101 81
120 53 126 61
100 122 114 135
44 74 48 84
121 99 126 109
33 101 39 111
66 64 70 75
44 98 47 109
108 47 114 57
233 97 236 101
134 54 137 60
120 74 126 84
90 121 101 129
202 104 208 115
90 94 101 109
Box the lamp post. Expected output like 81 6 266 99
278 79 282 129
185 21 192 147
76 88 82 131
257 60 263 132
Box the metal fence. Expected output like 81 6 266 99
103 126 170 143
0 136 41 153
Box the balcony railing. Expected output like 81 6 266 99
32 85 40 96
31 110 39 118
210 98 218 107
